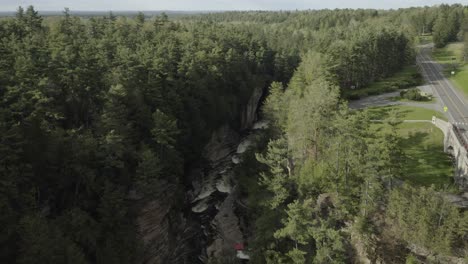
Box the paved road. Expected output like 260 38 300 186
417 44 468 130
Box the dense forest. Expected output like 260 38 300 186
0 4 467 264
0 6 284 263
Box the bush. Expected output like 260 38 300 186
400 89 428 101
367 89 381 96
347 90 369 100
347 94 361 100
411 72 422 80
405 254 418 264
398 80 412 89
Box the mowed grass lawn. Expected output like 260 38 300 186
367 105 453 187
433 42 464 64
451 64 468 96
433 42 468 96
367 105 446 121
398 122 453 187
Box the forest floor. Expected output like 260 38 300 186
367 105 454 188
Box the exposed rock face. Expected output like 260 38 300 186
137 187 174 264
206 189 243 261
135 126 242 264
136 181 199 264
136 86 265 263
190 125 239 214
190 125 243 261
203 125 240 164
240 85 264 131
190 124 261 262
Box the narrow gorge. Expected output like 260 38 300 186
136 84 267 263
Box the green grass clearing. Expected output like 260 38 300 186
367 105 446 121
398 122 454 187
368 105 454 188
433 42 464 64
432 42 468 97
344 65 422 100
450 64 468 96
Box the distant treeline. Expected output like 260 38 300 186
0 10 211 18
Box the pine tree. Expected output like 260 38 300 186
387 185 468 256
18 214 87 264
135 12 145 25
151 109 179 149
256 137 292 209
312 223 347 264
262 81 287 131
274 199 314 247
433 13 452 48
462 16 468 62
135 148 162 195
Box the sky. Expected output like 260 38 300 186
0 0 465 11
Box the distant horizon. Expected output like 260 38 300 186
0 6 462 14
0 0 465 12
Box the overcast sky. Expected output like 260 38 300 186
0 0 465 11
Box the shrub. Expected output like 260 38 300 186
405 254 418 264
400 88 428 101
